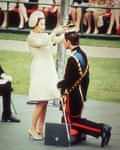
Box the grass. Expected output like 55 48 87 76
88 58 120 103
0 32 27 41
0 50 120 103
0 51 30 95
0 32 120 48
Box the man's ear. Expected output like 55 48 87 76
65 39 70 47
67 40 72 47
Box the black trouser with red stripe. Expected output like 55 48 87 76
70 117 103 138
61 114 103 138
63 94 103 138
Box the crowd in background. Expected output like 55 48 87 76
0 0 120 35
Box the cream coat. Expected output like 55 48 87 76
27 29 64 101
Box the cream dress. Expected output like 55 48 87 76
27 29 64 102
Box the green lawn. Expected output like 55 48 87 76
0 50 120 103
0 32 120 48
88 58 120 103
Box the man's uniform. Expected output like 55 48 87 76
0 66 20 122
57 46 111 147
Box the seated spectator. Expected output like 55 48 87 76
53 0 61 28
0 65 20 122
70 0 83 32
83 0 110 34
106 0 120 35
0 1 16 28
37 0 61 28
101 0 111 33
37 0 54 16
18 0 28 29
70 0 89 32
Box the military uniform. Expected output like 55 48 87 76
0 66 20 122
57 46 111 147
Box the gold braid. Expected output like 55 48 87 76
61 51 89 116
64 52 89 98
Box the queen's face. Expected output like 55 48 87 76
36 18 46 33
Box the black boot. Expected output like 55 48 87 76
1 113 20 123
101 124 112 147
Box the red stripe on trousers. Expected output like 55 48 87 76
72 122 101 133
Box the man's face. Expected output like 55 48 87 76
63 39 70 49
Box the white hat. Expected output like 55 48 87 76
28 11 45 28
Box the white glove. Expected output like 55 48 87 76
1 73 13 82
52 26 65 35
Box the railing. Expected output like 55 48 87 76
0 0 120 40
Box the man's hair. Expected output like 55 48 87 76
64 31 79 45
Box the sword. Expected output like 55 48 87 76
11 99 17 115
60 94 71 145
